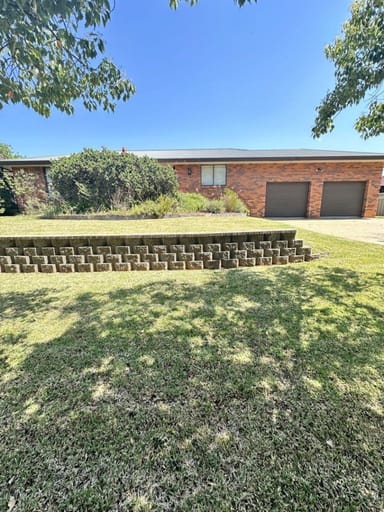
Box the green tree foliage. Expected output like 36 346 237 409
49 149 178 213
1 0 256 117
313 0 384 139
0 142 22 215
0 0 135 116
0 171 19 215
0 142 16 158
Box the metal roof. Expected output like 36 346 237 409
127 148 384 161
1 148 384 166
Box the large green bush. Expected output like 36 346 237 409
49 149 178 212
0 169 19 215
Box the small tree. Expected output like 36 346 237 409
49 149 178 212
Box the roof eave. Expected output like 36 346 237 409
159 155 384 163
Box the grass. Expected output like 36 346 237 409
0 214 286 236
0 217 383 511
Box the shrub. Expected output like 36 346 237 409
0 169 19 215
41 193 75 217
0 168 44 216
176 192 208 212
129 195 177 218
205 199 225 214
49 148 178 213
222 188 249 213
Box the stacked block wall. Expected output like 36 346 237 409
0 231 319 274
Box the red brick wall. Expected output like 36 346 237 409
173 161 383 217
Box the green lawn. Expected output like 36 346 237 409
0 214 286 236
0 216 383 511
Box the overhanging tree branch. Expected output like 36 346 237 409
313 0 384 139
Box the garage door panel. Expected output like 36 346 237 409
321 182 365 217
266 182 309 217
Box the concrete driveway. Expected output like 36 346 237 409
269 218 384 245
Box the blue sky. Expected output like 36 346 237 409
3 0 384 156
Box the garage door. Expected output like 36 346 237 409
320 182 365 217
265 182 309 217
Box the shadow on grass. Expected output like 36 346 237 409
0 267 383 511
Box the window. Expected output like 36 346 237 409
201 165 226 186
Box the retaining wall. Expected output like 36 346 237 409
0 231 319 273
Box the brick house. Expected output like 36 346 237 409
1 149 383 217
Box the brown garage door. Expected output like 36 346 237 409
320 182 365 217
265 182 309 217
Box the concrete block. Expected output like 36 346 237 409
97 246 112 255
186 261 204 270
205 243 221 252
240 242 255 251
141 254 158 263
273 240 288 249
87 255 103 264
305 254 320 262
24 247 37 257
59 264 75 273
0 256 12 269
78 246 93 256
256 257 272 266
5 247 19 257
204 260 221 270
32 256 48 265
151 261 168 271
273 256 289 265
68 255 85 265
187 244 203 253
160 253 176 262
177 253 194 262
152 245 168 254
213 251 230 260
41 264 57 273
41 247 55 256
195 252 212 263
116 246 131 255
50 255 66 265
5 264 20 273
14 256 30 265
22 264 38 273
169 261 186 270
114 262 131 271
123 254 140 263
78 263 94 272
223 242 238 252
239 258 256 267
96 263 112 272
248 249 264 258
259 241 271 250
169 244 185 253
59 247 75 256
222 258 239 269
296 247 312 256
280 248 296 256
289 255 305 263
133 245 148 255
293 239 304 248
132 262 150 271
264 248 280 257
105 254 122 264
233 250 247 259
